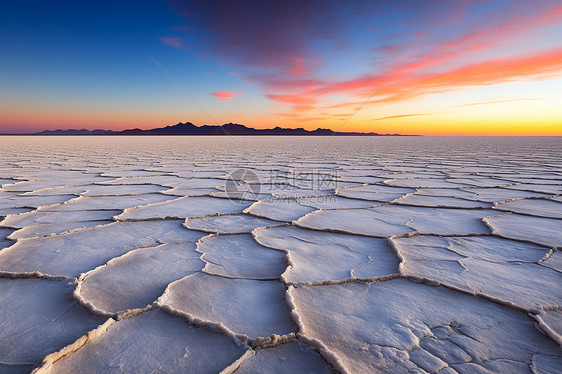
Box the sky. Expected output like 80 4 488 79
1 0 561 135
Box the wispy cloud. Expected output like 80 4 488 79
374 113 433 121
211 91 242 100
454 98 539 107
159 37 184 48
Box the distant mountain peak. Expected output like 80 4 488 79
31 122 418 136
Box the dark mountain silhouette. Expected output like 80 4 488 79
33 122 417 136
35 128 114 135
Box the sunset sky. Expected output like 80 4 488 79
1 0 561 135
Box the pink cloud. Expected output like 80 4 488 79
172 1 562 120
159 37 184 48
264 48 562 115
263 4 562 114
385 4 562 76
211 91 242 100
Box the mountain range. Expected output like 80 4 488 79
33 122 416 136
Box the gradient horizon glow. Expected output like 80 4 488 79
1 0 561 135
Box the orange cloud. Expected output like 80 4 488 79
268 48 562 115
411 49 562 90
211 91 242 100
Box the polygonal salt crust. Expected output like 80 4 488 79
485 214 562 249
236 340 333 374
0 210 120 229
0 278 106 373
100 175 189 187
297 195 375 210
384 178 471 189
116 196 252 220
43 309 249 373
22 184 171 197
0 194 76 209
158 273 296 339
77 243 204 315
244 199 317 222
296 206 496 237
8 221 114 240
197 234 287 279
291 279 561 374
255 226 398 284
463 187 549 203
0 221 204 277
185 214 280 234
392 194 490 208
495 198 562 219
1 176 113 192
392 235 559 310
507 184 562 195
336 184 414 202
45 194 176 211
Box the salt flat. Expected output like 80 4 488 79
0 136 561 373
